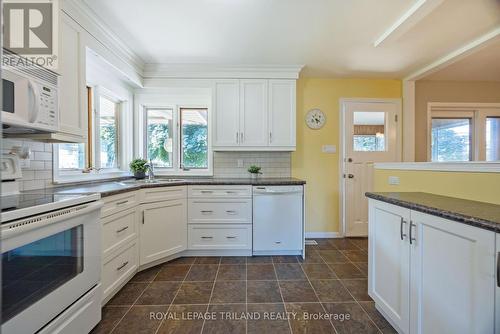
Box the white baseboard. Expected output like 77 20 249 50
305 232 342 239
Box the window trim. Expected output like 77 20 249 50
426 103 500 162
138 103 213 176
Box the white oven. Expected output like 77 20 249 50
2 64 58 134
1 200 103 334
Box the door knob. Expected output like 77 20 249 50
347 158 353 162
348 174 354 179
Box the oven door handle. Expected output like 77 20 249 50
27 79 40 123
1 201 104 240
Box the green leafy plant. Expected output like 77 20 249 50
129 158 148 173
247 165 262 174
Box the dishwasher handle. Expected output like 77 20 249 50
253 186 303 195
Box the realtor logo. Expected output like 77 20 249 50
3 0 58 69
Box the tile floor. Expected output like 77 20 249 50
91 238 396 334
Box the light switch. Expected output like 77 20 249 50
322 145 336 154
388 176 400 185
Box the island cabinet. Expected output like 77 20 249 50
368 199 496 334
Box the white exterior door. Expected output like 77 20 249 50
368 200 410 334
140 199 187 265
343 100 401 236
268 80 296 148
410 211 495 334
240 80 268 146
213 80 240 147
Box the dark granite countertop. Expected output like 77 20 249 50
366 192 500 232
47 177 305 197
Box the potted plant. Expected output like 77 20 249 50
248 165 262 179
129 158 148 179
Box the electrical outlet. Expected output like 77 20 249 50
388 176 400 185
237 159 243 167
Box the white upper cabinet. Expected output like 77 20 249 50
213 79 296 151
58 12 87 141
214 80 240 146
240 80 268 147
268 80 296 148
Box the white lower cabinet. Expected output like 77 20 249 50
188 224 252 250
139 197 187 266
368 199 496 334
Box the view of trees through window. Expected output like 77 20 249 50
353 135 385 152
431 118 471 162
181 108 208 169
58 143 85 169
146 109 173 168
98 96 118 168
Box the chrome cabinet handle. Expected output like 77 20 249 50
400 218 407 240
275 241 282 244
201 190 213 194
116 200 128 205
116 261 129 271
226 191 237 194
116 226 129 233
269 132 272 143
201 236 213 239
226 236 237 239
409 221 416 244
226 210 237 215
240 132 244 143
497 252 500 287
236 132 239 143
201 210 213 214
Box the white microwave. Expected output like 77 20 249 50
2 66 59 134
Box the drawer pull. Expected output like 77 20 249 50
201 210 213 214
226 191 237 194
116 200 128 206
226 236 237 239
201 236 213 239
226 210 238 215
116 261 129 271
116 226 129 233
201 190 213 194
275 241 282 244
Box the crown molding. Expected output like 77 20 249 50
374 162 500 173
143 63 304 79
62 0 145 74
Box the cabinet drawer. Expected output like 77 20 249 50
188 199 251 224
102 240 138 303
102 208 137 258
188 224 252 250
140 186 187 203
101 192 138 218
188 185 251 198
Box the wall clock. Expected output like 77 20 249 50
305 109 326 129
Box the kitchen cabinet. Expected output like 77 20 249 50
213 79 296 150
139 196 187 266
268 80 296 148
239 80 268 146
368 199 495 334
57 12 88 142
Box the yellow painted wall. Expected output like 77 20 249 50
374 169 500 205
291 78 402 233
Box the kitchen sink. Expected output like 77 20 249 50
116 179 185 185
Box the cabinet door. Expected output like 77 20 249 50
214 80 240 147
140 199 187 266
58 12 87 139
410 211 495 334
268 80 296 148
239 80 268 146
368 200 410 333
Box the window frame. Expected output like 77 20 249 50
53 86 129 183
427 103 500 162
139 103 213 176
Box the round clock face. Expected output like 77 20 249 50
306 109 326 129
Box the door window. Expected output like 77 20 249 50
353 111 386 152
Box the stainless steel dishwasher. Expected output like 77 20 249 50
252 185 304 256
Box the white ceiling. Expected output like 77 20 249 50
422 40 500 82
82 0 500 78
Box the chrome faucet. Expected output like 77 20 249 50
146 160 155 182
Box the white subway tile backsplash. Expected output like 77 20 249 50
2 139 53 191
213 151 291 178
